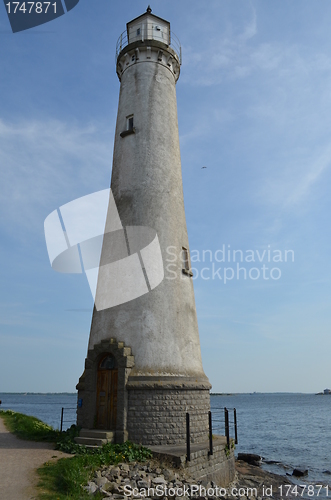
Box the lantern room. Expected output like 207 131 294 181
126 6 170 45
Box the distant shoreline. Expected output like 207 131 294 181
0 392 77 395
0 391 327 396
210 392 320 396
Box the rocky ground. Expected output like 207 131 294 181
85 459 292 500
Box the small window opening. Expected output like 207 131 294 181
99 354 117 370
132 55 135 62
127 115 134 131
182 247 193 277
182 247 189 271
120 115 135 137
137 28 141 35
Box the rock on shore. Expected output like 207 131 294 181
237 454 262 466
85 458 292 500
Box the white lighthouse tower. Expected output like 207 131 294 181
77 7 211 446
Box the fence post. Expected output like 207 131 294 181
234 408 238 444
208 410 213 456
224 407 229 448
186 412 191 462
60 407 64 432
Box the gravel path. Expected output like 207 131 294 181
0 416 71 500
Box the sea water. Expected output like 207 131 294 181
211 393 331 487
0 392 77 431
0 392 330 487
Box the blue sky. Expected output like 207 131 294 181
1 0 331 393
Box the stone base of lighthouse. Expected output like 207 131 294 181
76 339 211 446
127 377 211 446
75 339 235 487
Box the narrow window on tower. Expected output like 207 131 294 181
127 115 134 131
120 114 135 138
182 247 193 277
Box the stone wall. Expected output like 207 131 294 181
151 436 235 488
184 439 235 487
127 386 210 445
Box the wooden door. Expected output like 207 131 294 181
96 355 118 429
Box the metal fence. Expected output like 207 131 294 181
115 28 182 65
60 407 76 432
186 408 238 462
212 407 238 447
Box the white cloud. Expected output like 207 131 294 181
180 24 331 210
0 117 113 237
180 7 261 87
239 7 257 42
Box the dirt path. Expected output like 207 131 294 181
0 416 71 500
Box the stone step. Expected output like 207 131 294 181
79 429 115 440
74 436 108 446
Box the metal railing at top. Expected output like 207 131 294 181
115 28 182 65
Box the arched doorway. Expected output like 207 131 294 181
96 354 118 429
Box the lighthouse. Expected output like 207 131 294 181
76 7 211 446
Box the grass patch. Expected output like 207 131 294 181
38 441 152 500
0 409 58 442
38 455 105 500
0 410 152 499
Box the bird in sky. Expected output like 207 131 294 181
202 166 207 169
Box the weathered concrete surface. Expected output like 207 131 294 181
89 41 209 381
0 417 71 500
77 12 211 447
